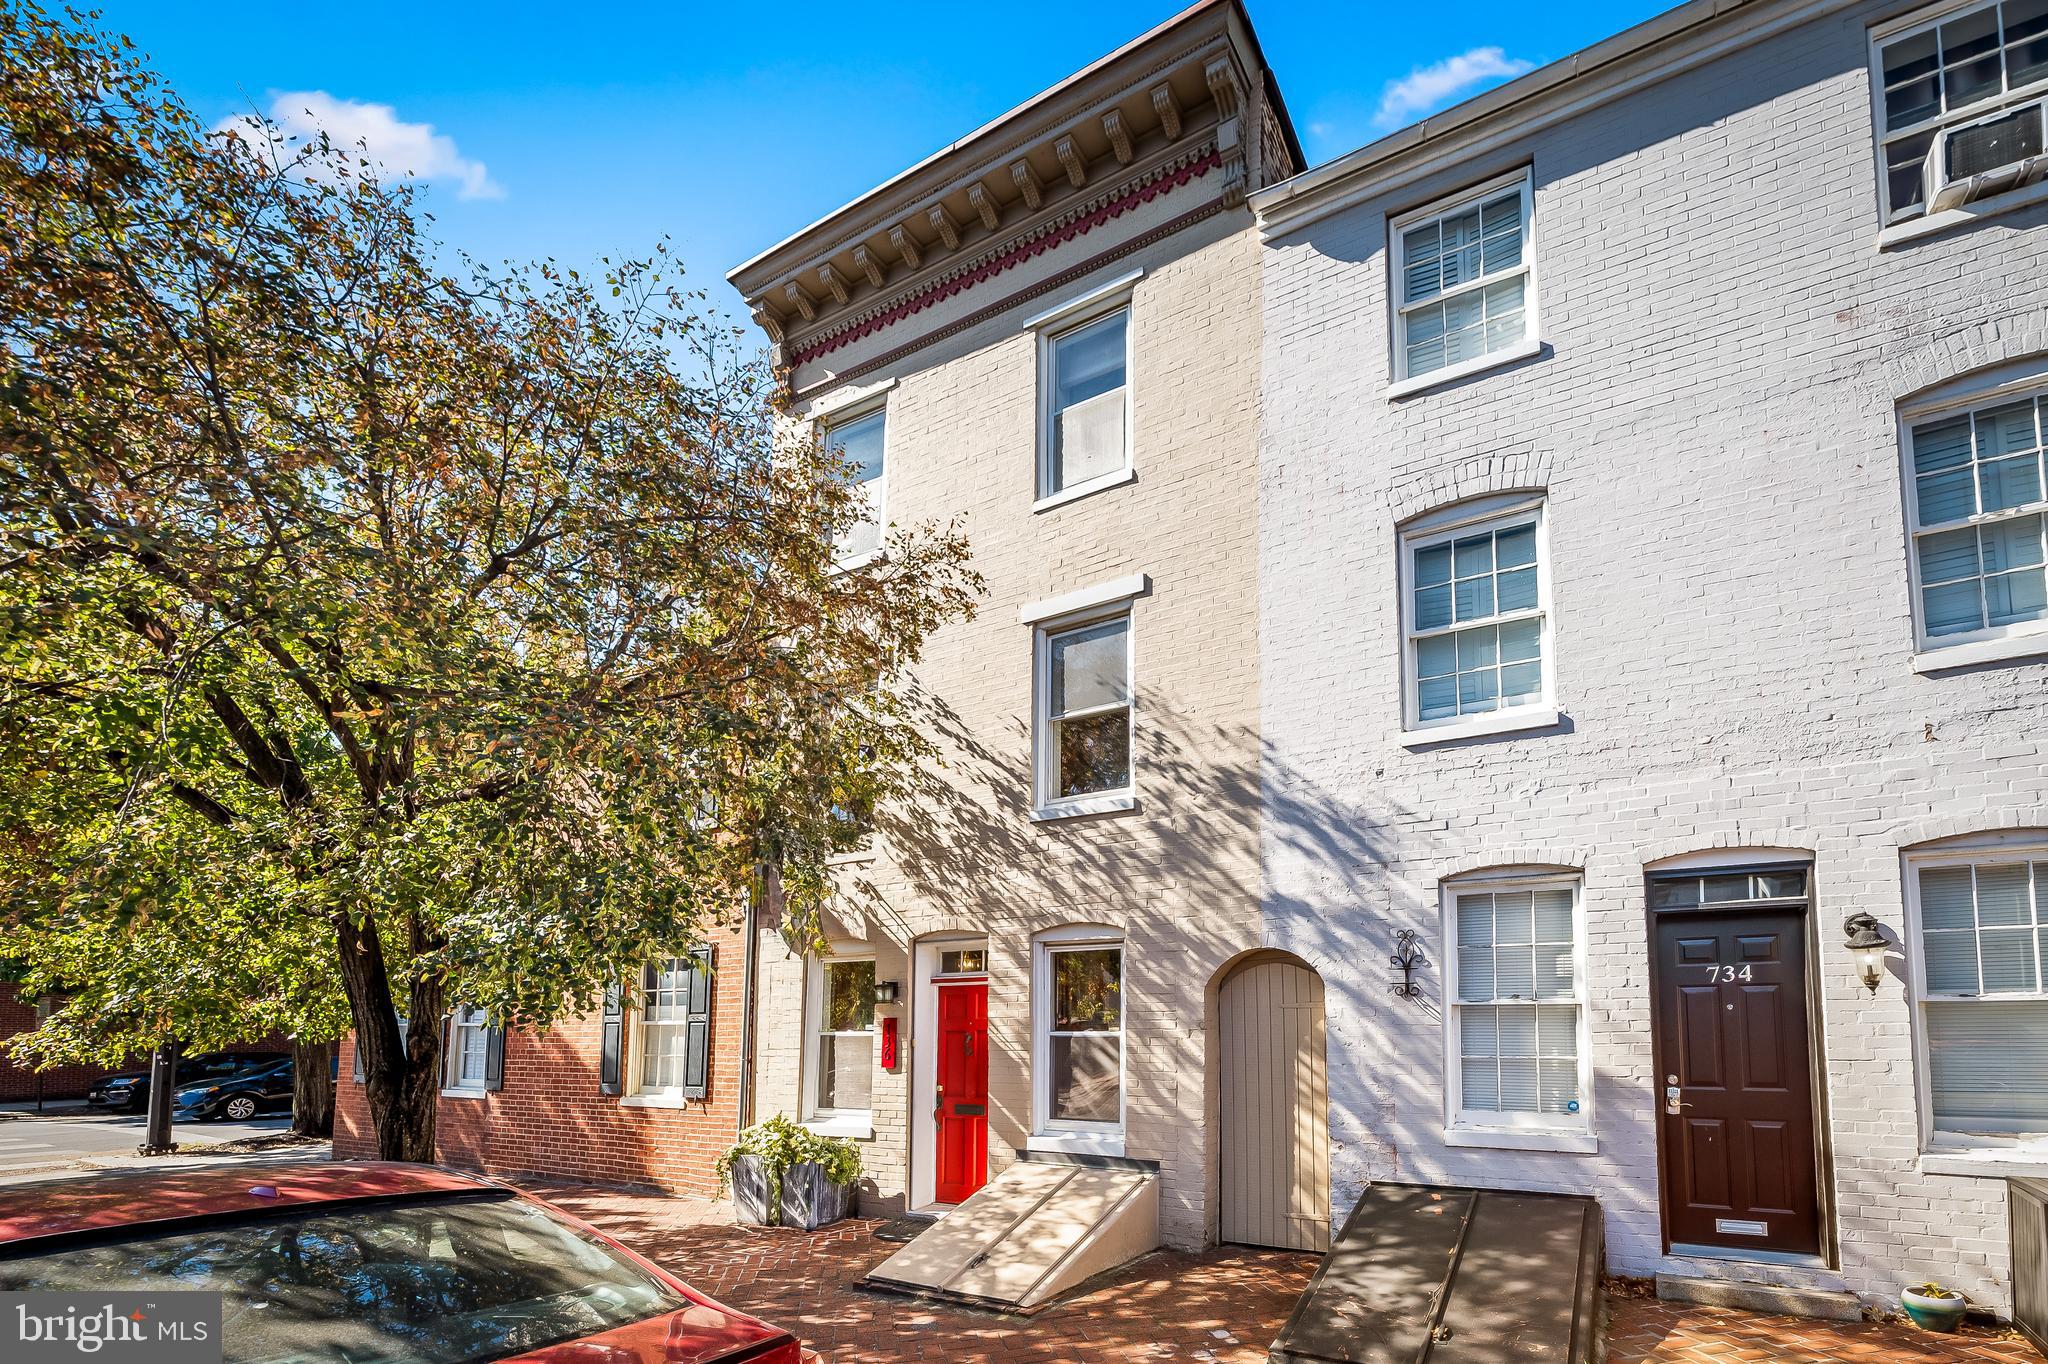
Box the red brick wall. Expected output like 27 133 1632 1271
335 926 747 1197
0 982 293 1102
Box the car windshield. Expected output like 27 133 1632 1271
0 1192 687 1364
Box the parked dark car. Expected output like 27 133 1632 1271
0 1162 817 1364
83 1050 288 1113
172 1056 295 1122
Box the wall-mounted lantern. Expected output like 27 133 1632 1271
1843 913 1889 994
1390 929 1427 998
873 979 901 1005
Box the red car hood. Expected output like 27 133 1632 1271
0 1161 491 1246
500 1303 793 1364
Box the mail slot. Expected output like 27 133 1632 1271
951 1103 985 1116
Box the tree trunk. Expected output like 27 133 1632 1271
334 910 444 1162
292 1038 337 1137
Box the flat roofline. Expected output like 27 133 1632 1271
1252 0 1770 220
729 0 1299 291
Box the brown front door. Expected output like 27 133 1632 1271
1651 904 1822 1257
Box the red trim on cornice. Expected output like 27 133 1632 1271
791 151 1222 366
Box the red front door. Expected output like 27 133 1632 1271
934 980 989 1205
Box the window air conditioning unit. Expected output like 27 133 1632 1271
1927 101 2048 214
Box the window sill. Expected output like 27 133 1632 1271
1879 178 2048 250
826 847 878 868
1387 336 1544 400
803 1113 874 1140
1920 1136 2048 1178
1399 707 1560 749
1912 631 2048 673
620 1093 692 1110
1027 1129 1126 1158
832 547 887 577
1443 1125 1596 1154
440 1087 490 1101
1031 792 1137 822
1033 467 1136 513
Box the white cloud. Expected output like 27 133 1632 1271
1371 47 1537 132
218 91 503 201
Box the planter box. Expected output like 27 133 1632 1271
730 1154 776 1227
779 1161 853 1231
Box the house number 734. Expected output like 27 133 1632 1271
1704 965 1753 982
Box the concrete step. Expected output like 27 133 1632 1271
1654 1272 1863 1323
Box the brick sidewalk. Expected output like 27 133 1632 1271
1609 1297 2040 1364
533 1183 2043 1364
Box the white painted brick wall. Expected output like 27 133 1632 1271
1257 0 2048 1311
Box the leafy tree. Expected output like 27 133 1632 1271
0 4 979 1157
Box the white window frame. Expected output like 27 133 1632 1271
1870 0 2048 225
1438 869 1595 1153
442 1005 491 1099
1905 835 2048 1166
621 954 701 1107
1397 493 1558 743
821 398 889 572
1030 925 1126 1157
1031 603 1137 821
1898 376 2048 667
1028 270 1141 512
1387 169 1540 397
804 949 877 1136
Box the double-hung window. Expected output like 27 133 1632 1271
442 1007 496 1096
825 407 887 564
1033 931 1124 1150
1401 497 1550 732
635 951 713 1101
1042 307 1131 499
1034 612 1133 816
1391 171 1535 387
1875 0 2048 220
810 957 876 1118
1911 849 2048 1137
1445 876 1588 1138
1904 390 2048 651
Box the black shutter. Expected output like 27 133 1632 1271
682 946 715 1101
484 1025 506 1092
598 981 625 1096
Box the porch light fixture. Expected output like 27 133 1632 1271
873 979 901 1005
1390 929 1427 999
1843 913 1889 994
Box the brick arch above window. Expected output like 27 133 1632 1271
1634 830 1815 871
1884 327 2048 410
1424 849 1590 889
1898 817 2048 852
1386 449 1553 528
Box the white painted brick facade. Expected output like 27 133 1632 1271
1256 0 2048 1312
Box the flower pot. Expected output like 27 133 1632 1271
729 1154 777 1227
778 1160 853 1231
1901 1285 1967 1332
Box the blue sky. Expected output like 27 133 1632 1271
90 1 1670 331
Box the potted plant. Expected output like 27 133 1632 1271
1901 1282 1967 1332
717 1114 862 1231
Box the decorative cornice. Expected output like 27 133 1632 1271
967 182 1001 232
783 280 815 323
1102 110 1133 164
853 244 885 289
927 203 960 250
796 189 1231 396
1151 83 1181 140
1055 135 1088 188
790 149 1222 368
889 224 922 271
1011 158 1043 210
817 263 849 307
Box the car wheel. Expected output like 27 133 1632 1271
223 1094 258 1122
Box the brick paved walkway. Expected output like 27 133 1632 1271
1609 1296 2040 1363
533 1183 2043 1364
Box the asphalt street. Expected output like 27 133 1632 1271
0 1108 293 1176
